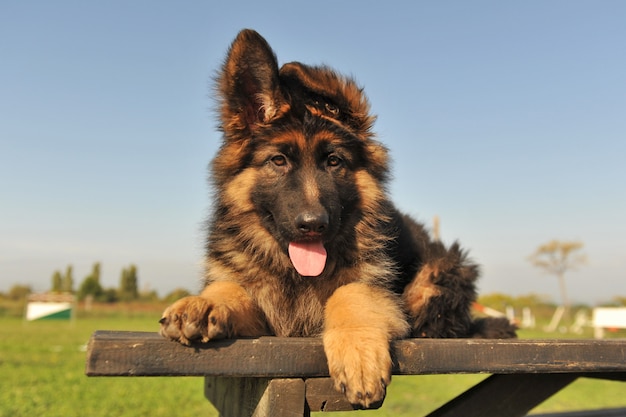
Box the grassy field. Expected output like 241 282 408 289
2 307 626 416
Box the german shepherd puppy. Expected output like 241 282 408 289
160 29 515 408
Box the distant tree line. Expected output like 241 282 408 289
0 263 191 304
51 265 74 294
49 262 144 302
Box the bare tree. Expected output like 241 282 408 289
527 240 586 317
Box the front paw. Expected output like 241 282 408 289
159 296 231 345
323 329 391 409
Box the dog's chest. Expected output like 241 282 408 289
258 282 329 337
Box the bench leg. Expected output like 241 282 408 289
426 373 578 417
205 376 306 417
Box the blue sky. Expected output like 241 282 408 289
1 1 625 304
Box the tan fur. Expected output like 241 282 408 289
159 281 270 344
160 296 210 345
222 168 257 214
402 265 442 332
323 283 409 407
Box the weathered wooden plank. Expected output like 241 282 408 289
255 379 306 417
304 378 358 412
85 331 626 377
204 377 305 417
393 338 626 375
426 373 578 417
86 331 328 377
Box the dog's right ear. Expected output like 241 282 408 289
217 29 288 140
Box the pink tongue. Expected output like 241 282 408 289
288 241 327 277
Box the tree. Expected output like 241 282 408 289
8 284 32 301
118 264 139 302
611 297 626 307
51 270 63 292
91 262 101 283
99 287 119 303
77 262 103 301
527 240 586 317
62 265 74 293
163 288 191 303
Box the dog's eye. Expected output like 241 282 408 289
327 155 342 167
270 155 287 166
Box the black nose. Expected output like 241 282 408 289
295 211 329 235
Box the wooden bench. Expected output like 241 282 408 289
85 331 626 417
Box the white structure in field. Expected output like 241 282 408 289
592 307 626 339
25 293 75 321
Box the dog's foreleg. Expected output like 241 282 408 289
322 282 409 408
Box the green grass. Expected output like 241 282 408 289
0 315 218 417
2 314 626 416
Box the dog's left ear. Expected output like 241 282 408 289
217 29 288 139
279 62 376 141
